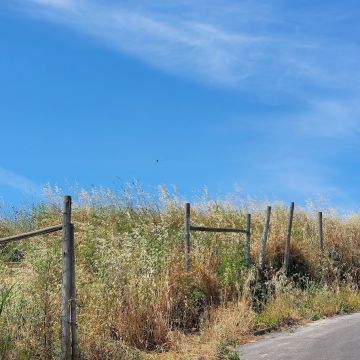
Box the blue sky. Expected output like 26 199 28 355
1 0 360 209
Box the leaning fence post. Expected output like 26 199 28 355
318 211 324 252
283 202 295 274
61 196 73 360
245 214 251 265
185 203 191 272
259 206 271 270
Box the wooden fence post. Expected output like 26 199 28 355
245 214 251 265
283 202 295 274
259 206 271 270
70 223 78 359
318 211 324 252
61 196 76 359
185 203 191 272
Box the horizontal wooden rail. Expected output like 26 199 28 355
190 226 248 234
0 224 63 244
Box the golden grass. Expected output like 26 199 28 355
1 187 360 359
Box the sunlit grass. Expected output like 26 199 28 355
1 185 360 359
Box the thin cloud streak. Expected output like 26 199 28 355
0 166 42 196
22 0 266 85
31 0 73 8
297 99 360 138
19 0 354 88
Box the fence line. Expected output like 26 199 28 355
190 226 248 233
184 203 250 272
185 201 327 275
0 224 62 244
0 195 77 360
0 197 328 357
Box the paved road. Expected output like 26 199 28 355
237 313 360 359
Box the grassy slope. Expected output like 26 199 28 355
1 188 360 359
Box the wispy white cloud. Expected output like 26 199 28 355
19 0 356 89
13 0 360 206
29 0 74 9
21 0 268 85
0 166 42 196
297 99 360 138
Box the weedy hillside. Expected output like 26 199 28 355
1 186 360 359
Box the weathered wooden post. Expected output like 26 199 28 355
318 211 324 252
61 196 77 359
245 214 251 265
70 223 78 359
0 195 76 359
259 206 271 270
283 202 295 274
185 203 191 272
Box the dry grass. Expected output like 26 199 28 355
1 186 360 359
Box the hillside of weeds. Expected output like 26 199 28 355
1 185 360 359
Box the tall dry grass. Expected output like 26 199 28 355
1 186 360 359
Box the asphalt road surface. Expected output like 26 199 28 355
237 313 360 360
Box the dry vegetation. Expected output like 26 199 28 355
1 186 360 359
